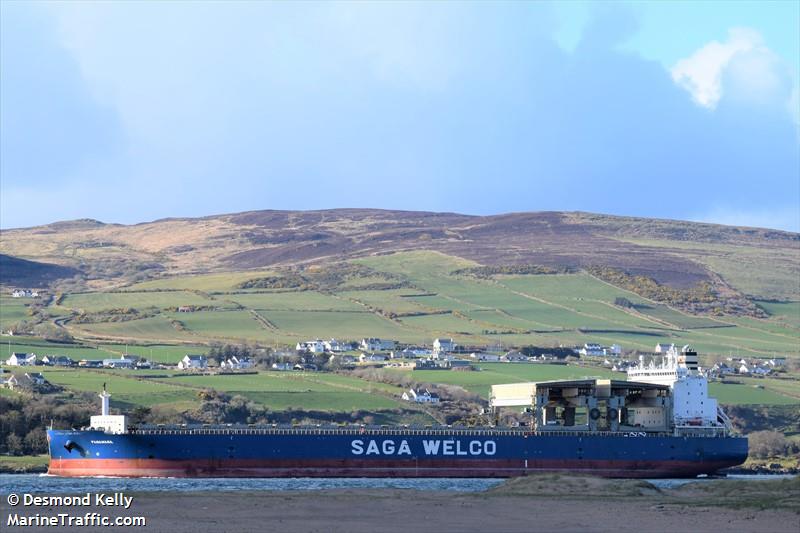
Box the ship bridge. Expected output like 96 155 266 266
490 379 672 433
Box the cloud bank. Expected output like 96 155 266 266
1 3 798 231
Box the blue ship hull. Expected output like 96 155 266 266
47 427 748 478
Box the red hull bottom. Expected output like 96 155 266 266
48 458 739 479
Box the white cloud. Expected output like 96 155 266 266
670 27 799 118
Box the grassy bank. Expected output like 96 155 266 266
0 454 48 473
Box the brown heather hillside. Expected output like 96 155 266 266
1 209 798 303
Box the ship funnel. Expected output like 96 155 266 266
99 385 110 416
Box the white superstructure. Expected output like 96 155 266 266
90 387 128 434
627 345 727 429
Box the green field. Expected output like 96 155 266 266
156 372 408 412
61 291 219 312
97 343 210 363
708 382 799 405
393 363 618 397
0 337 118 360
754 300 800 329
0 296 29 331
12 250 795 357
39 369 197 408
126 270 277 292
224 291 363 312
71 316 201 342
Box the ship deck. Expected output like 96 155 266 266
114 425 728 438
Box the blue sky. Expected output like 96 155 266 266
1 1 798 231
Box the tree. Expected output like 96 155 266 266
6 434 24 455
614 297 633 308
748 431 788 458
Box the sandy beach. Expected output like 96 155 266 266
2 476 798 533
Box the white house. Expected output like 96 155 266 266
11 289 39 298
470 352 501 362
271 362 293 371
738 363 751 374
25 372 46 386
103 356 135 369
323 339 349 352
5 352 36 366
604 344 622 357
360 338 396 352
433 338 456 355
580 343 604 357
296 340 326 353
221 356 254 370
401 388 441 403
178 354 208 370
360 353 387 363
502 351 528 363
655 343 675 354
41 355 74 367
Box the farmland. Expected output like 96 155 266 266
1 250 790 361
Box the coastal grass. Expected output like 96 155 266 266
0 454 49 472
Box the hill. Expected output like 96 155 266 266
0 209 798 355
2 209 797 295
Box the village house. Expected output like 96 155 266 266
178 354 208 371
11 289 39 298
360 353 387 363
414 359 447 370
433 338 456 356
447 359 473 371
359 338 396 352
78 359 104 368
323 339 350 352
221 356 254 370
271 362 293 371
751 366 771 376
41 355 74 367
25 372 46 386
604 344 622 357
579 343 604 357
401 388 440 404
654 343 675 354
296 340 327 353
5 352 37 366
470 352 501 362
502 351 528 363
4 372 49 392
103 356 136 369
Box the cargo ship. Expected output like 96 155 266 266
47 345 747 478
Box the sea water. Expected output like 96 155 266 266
0 475 502 494
0 474 792 494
